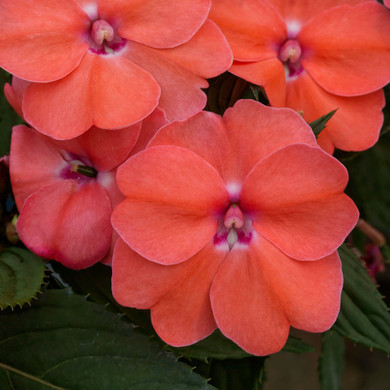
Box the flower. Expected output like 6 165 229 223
111 100 359 355
209 0 390 153
0 0 232 139
10 109 167 269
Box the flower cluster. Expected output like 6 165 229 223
1 0 389 356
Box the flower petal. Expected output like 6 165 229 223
267 0 369 25
154 19 232 79
17 180 112 269
67 125 142 172
241 144 359 260
112 146 229 264
130 108 168 155
10 125 66 209
210 240 290 356
221 100 317 182
3 77 29 119
100 0 210 48
229 58 287 107
251 238 343 332
113 239 225 346
23 52 160 138
125 42 208 120
285 71 385 153
149 110 230 179
0 0 88 81
300 2 390 95
209 0 286 61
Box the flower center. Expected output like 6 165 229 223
88 19 126 55
278 39 304 79
214 203 253 250
60 156 97 183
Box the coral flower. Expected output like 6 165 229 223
209 0 390 153
0 0 231 139
9 109 167 269
111 100 359 356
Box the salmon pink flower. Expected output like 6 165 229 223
0 0 231 139
9 109 167 269
111 100 359 356
209 0 390 153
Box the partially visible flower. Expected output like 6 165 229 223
10 109 167 269
111 100 358 355
209 0 390 153
0 0 231 139
361 243 385 282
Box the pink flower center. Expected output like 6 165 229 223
88 19 126 55
214 203 253 250
278 39 304 79
60 155 97 184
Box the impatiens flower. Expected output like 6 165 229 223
9 109 167 269
111 100 359 356
0 0 231 139
209 0 390 153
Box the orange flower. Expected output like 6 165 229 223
0 0 231 139
9 109 167 269
111 100 358 355
209 0 390 153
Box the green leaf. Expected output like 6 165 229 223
51 263 314 361
0 69 23 156
333 245 390 353
309 109 337 137
0 247 45 309
318 331 344 390
344 131 390 236
207 356 267 390
0 290 215 390
172 330 313 361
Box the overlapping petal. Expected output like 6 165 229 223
211 235 343 356
222 100 317 181
229 58 287 107
100 0 211 49
0 0 88 81
152 20 232 79
267 0 370 25
241 144 359 259
3 77 29 119
112 146 229 264
285 71 385 153
113 239 225 346
17 180 112 269
299 2 390 96
210 241 290 356
125 42 208 121
149 110 230 177
251 238 343 332
10 125 66 208
23 52 160 138
209 0 286 61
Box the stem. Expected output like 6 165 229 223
0 362 66 390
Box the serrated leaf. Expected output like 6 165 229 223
51 263 313 361
0 247 45 309
309 109 337 137
0 290 214 390
333 245 390 353
319 331 344 390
